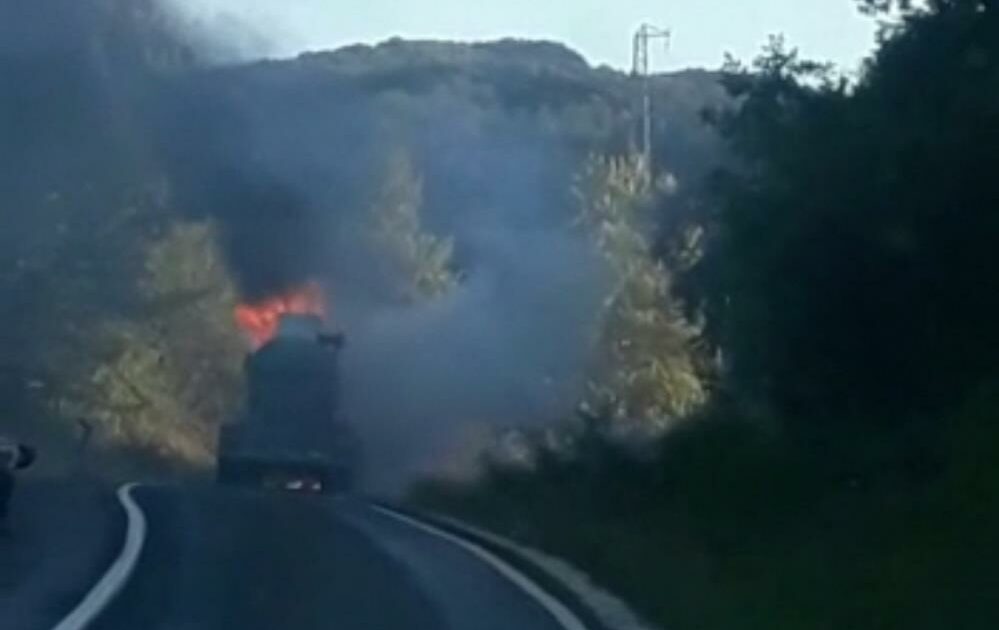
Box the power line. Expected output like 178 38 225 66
632 24 671 174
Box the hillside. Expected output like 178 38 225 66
0 0 728 476
172 39 727 292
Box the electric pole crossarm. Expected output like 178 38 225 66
632 24 671 174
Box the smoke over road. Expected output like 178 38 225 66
143 20 612 489
0 0 618 490
161 0 636 490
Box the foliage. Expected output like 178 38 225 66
858 0 994 16
369 148 460 303
0 0 197 457
275 38 728 178
415 388 999 630
415 5 999 630
704 4 999 424
575 154 707 428
1 0 730 469
65 220 244 463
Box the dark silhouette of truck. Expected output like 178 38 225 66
216 314 358 494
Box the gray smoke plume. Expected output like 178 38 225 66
0 0 611 492
1 0 722 492
157 57 609 490
133 4 624 490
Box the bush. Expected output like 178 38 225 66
412 391 999 629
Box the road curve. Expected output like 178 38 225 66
87 486 581 630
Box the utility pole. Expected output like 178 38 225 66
632 24 671 174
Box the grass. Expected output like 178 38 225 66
411 390 999 630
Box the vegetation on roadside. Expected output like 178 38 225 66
414 2 999 629
0 1 722 471
416 386 999 630
574 154 707 429
3 2 997 625
369 149 460 303
74 220 245 464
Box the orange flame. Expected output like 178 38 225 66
234 282 327 349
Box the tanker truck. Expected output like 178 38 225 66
216 314 358 494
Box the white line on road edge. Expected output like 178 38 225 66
371 504 591 630
52 483 148 630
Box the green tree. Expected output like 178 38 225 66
705 3 999 425
67 220 244 464
369 148 459 302
575 154 707 429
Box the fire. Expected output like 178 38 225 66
235 282 327 349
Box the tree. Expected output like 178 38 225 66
67 220 244 464
369 148 459 303
575 154 707 430
705 4 999 425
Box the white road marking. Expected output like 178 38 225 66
370 504 591 630
52 483 148 630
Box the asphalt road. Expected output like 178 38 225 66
0 479 119 630
90 486 573 630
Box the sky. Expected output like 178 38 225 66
170 0 880 72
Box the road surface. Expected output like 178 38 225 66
0 479 119 630
89 486 580 630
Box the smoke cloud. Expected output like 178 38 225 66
155 49 609 490
6 0 707 491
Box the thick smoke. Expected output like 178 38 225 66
155 49 609 490
0 0 664 491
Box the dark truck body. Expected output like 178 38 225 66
216 315 357 494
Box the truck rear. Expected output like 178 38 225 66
216 314 358 494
